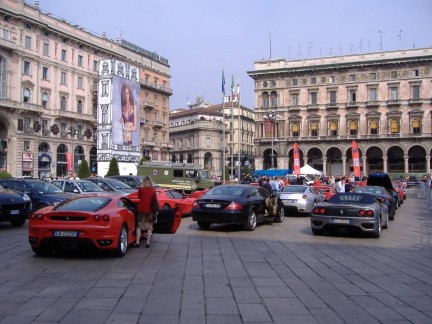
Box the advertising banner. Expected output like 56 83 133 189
293 143 300 175
351 140 361 178
112 75 140 147
66 153 72 172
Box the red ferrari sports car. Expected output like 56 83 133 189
128 188 195 216
29 193 182 257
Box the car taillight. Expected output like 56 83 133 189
192 201 199 208
30 213 43 220
102 215 110 222
224 202 242 211
313 207 326 214
358 209 374 217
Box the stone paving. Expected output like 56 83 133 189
0 185 431 323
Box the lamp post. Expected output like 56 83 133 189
263 110 279 169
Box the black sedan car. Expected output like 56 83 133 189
0 184 32 226
191 184 284 231
0 178 74 212
353 185 396 220
311 192 389 238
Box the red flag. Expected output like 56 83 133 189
66 153 72 172
293 143 300 175
351 140 361 178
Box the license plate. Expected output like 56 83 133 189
205 203 220 208
10 210 19 215
331 219 351 224
283 199 295 204
52 230 79 237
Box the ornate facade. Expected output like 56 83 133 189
248 48 432 176
0 0 171 178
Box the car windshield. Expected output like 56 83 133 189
75 181 104 192
281 186 306 193
199 170 211 179
55 197 111 212
104 178 133 189
328 193 376 204
28 181 64 194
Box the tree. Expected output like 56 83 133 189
78 160 91 179
106 157 120 176
0 171 12 179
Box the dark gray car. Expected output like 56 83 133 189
85 177 136 194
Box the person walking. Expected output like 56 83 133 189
135 176 158 248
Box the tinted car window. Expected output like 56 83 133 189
75 181 104 192
281 186 306 193
328 193 376 204
55 197 111 212
28 181 64 194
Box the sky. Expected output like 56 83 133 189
32 0 432 110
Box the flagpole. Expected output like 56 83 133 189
237 78 241 182
221 70 226 184
230 73 234 183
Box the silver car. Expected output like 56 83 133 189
52 179 105 194
310 192 389 238
84 177 137 194
279 185 325 215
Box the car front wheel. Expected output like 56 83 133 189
115 224 128 257
243 210 257 231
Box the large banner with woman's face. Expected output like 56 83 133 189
112 75 140 147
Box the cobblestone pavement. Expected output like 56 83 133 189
0 185 431 324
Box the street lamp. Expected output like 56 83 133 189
263 110 280 169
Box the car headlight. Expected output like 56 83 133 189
23 193 31 201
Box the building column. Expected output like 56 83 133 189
322 157 327 176
404 154 409 174
303 157 308 167
342 155 347 175
426 154 431 175
362 156 367 176
383 155 388 173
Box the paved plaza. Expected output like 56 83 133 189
0 185 431 324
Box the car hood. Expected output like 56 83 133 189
0 189 25 201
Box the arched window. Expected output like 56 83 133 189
0 56 6 99
270 91 277 107
370 119 378 135
329 121 338 136
42 92 49 109
77 99 83 113
262 92 269 108
23 88 30 103
292 122 300 137
310 122 318 137
390 118 399 133
349 120 358 135
412 118 421 134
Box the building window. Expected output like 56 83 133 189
43 43 49 55
329 91 337 103
77 76 83 89
349 120 357 135
370 73 376 80
349 89 356 102
310 122 318 137
60 71 67 85
154 111 158 122
292 122 299 137
310 92 317 105
154 95 158 105
369 88 377 101
23 88 30 103
270 91 277 106
311 77 317 85
77 55 83 67
42 67 49 80
77 100 83 113
60 96 67 111
349 74 356 81
25 36 31 49
329 121 338 136
101 105 108 124
412 118 421 134
292 79 298 86
412 85 420 99
61 49 67 61
390 87 398 100
412 69 419 77
42 92 49 108
370 119 378 135
391 71 397 78
329 75 336 83
23 61 30 75
262 92 269 108
2 29 9 40
162 98 166 108
93 60 98 71
290 94 298 106
206 137 210 146
390 118 399 133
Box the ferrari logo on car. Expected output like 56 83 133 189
340 210 344 215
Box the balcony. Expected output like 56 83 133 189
346 102 359 109
408 98 422 106
0 37 16 51
52 109 96 122
142 101 155 109
386 100 401 107
326 103 339 110
153 121 164 128
288 105 300 112
141 139 155 146
307 104 319 111
141 81 173 95
366 101 380 108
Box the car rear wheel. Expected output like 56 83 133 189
274 207 284 223
312 228 323 235
114 224 128 257
382 214 389 229
197 221 211 229
243 210 257 231
11 219 26 226
372 219 381 238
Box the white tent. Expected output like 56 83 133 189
300 164 322 175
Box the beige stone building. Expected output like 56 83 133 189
248 48 432 176
169 96 255 178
